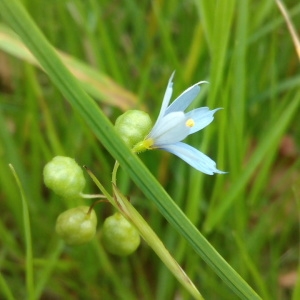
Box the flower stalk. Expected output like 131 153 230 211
85 164 204 299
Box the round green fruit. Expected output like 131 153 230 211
102 213 140 256
43 156 86 199
115 110 152 148
55 206 97 245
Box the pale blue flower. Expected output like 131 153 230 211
133 73 225 175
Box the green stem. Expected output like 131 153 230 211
112 160 120 186
83 166 114 204
80 193 107 199
87 199 109 216
112 184 204 300
0 1 262 298
87 164 204 299
9 164 34 300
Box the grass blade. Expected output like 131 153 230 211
0 1 261 298
8 164 34 300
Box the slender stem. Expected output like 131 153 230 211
276 0 300 59
83 166 116 208
9 164 34 300
112 160 120 186
87 199 109 215
83 166 114 203
0 1 262 297
85 163 204 299
112 184 204 300
80 193 107 199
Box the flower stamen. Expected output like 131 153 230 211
186 118 195 128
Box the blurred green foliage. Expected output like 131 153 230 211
0 0 300 299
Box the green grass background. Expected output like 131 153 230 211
0 0 300 299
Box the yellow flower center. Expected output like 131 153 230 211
143 138 154 149
132 138 154 153
186 118 195 128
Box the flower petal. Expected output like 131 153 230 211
154 72 175 126
149 112 190 146
186 108 222 134
161 142 225 175
165 81 208 114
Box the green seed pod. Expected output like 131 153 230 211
43 156 86 199
55 206 97 245
102 212 140 256
115 110 152 148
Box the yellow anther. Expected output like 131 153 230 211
186 118 195 128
